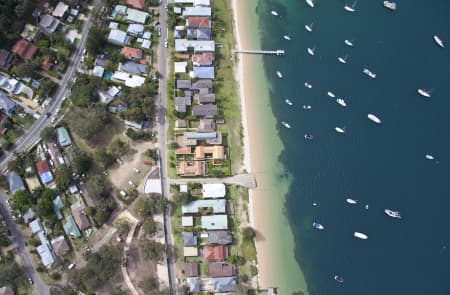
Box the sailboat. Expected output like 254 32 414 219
307 47 315 56
271 10 279 16
417 88 431 98
335 127 345 133
305 23 313 32
306 0 315 8
338 55 348 64
283 35 291 41
344 0 357 12
344 39 354 47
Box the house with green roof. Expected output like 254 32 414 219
57 127 72 147
63 215 81 238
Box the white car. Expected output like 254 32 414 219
164 41 168 48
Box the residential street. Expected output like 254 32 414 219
156 0 178 293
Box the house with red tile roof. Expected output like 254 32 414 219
35 160 53 184
202 245 228 261
208 262 236 277
125 0 145 9
12 39 38 60
121 47 143 60
186 17 211 29
192 52 215 66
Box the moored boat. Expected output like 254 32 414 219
303 105 312 110
271 10 278 16
304 134 314 140
304 82 312 89
417 88 431 98
285 99 293 106
354 232 368 240
336 98 347 107
434 35 445 48
327 91 336 98
344 0 357 12
346 198 357 204
367 113 382 124
276 71 283 78
283 35 291 40
363 68 376 79
334 275 344 283
383 1 397 11
425 154 434 160
313 222 324 230
307 47 315 56
305 23 313 32
281 121 291 129
384 209 401 219
345 39 354 46
306 0 315 8
335 127 345 133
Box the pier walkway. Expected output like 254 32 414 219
233 49 285 56
168 173 257 189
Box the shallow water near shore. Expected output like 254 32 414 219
254 0 450 294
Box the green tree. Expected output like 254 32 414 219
140 277 158 295
14 61 37 77
116 220 130 235
85 27 106 56
12 190 32 213
143 218 157 236
108 138 130 159
40 126 56 141
134 197 155 218
72 149 92 175
54 166 72 189
66 105 110 143
139 240 166 262
0 221 11 247
172 191 191 205
242 227 256 242
37 188 58 217
0 260 23 287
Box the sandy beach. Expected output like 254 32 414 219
232 0 309 293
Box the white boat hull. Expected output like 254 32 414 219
346 198 357 204
354 232 368 239
327 92 336 98
368 113 382 124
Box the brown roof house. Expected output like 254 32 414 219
177 161 206 177
208 262 236 277
192 52 215 66
186 17 211 29
202 245 228 261
50 235 70 257
184 262 200 277
194 146 225 161
0 50 16 71
70 201 90 231
121 47 143 60
192 104 218 118
12 39 38 60
207 230 232 245
126 0 145 9
198 119 216 132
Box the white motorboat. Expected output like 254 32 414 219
344 0 357 12
303 105 312 110
338 55 348 64
354 232 368 240
271 10 278 16
334 275 344 283
304 82 312 89
307 47 315 56
305 23 313 32
306 0 315 8
384 209 401 219
425 154 434 160
434 35 444 48
367 113 382 124
327 91 336 98
281 121 291 129
344 39 354 47
276 71 283 78
336 98 347 107
346 198 357 204
365 204 369 210
285 99 293 106
304 134 314 140
363 68 376 79
283 35 291 40
417 88 431 98
383 1 397 11
335 127 345 133
313 222 324 230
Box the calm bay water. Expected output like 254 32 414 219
256 0 450 294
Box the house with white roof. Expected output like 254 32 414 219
183 6 211 17
112 71 145 88
202 183 226 198
37 243 56 268
126 8 149 24
201 215 228 230
175 39 215 52
108 29 130 46
182 199 226 214
52 1 69 18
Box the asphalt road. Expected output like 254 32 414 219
156 0 178 293
0 2 100 294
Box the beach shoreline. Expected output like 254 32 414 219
231 0 309 293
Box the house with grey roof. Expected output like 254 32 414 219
183 232 198 246
182 199 226 214
201 215 228 230
187 28 211 40
192 104 218 118
127 23 144 35
39 14 60 34
176 79 191 89
37 243 56 268
198 93 215 104
119 61 148 75
125 8 149 24
192 79 212 91
23 208 36 224
108 29 130 46
175 96 192 113
198 119 216 132
192 66 214 79
29 219 44 234
57 127 72 146
53 196 64 220
206 277 236 292
6 171 26 194
0 91 18 115
207 230 232 245
184 262 199 277
186 278 201 293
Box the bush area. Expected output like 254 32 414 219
0 0 33 47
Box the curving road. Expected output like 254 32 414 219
0 2 101 294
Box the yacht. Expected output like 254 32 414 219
365 204 369 210
283 35 291 41
304 82 313 89
338 55 348 64
354 232 368 240
363 68 376 79
334 275 344 283
306 0 315 8
367 113 382 124
281 121 291 129
425 154 434 160
303 105 312 110
346 198 357 204
336 98 347 107
384 209 401 219
276 71 283 78
383 1 397 11
307 47 315 56
335 127 345 133
344 0 357 12
313 222 324 230
271 10 279 16
344 39 354 47
285 99 293 106
327 91 336 98
417 88 431 98
304 134 314 140
434 35 444 48
305 23 313 32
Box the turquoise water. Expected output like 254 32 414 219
257 0 450 294
104 72 113 79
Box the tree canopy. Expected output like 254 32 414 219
85 27 106 56
66 105 110 143
12 190 32 213
54 166 72 189
121 84 157 122
0 0 33 47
